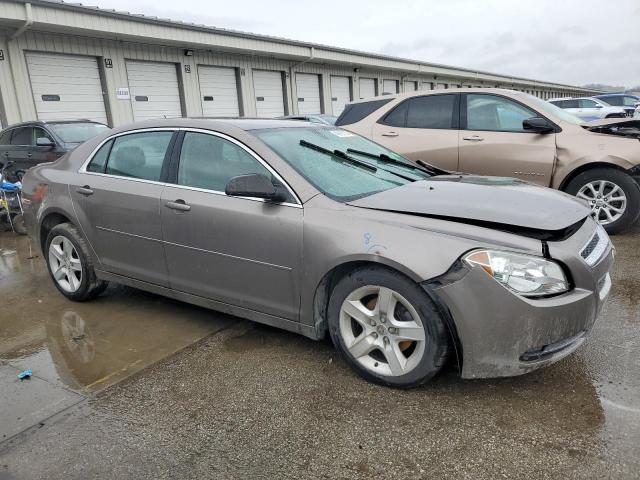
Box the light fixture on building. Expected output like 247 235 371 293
184 49 194 56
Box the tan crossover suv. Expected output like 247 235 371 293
337 89 640 233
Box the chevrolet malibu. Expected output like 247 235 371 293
22 119 614 387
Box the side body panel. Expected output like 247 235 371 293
160 185 303 320
68 172 169 286
458 130 556 186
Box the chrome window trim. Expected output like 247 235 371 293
78 126 303 208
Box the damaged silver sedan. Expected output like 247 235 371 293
22 119 614 387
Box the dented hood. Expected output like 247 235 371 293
347 176 590 232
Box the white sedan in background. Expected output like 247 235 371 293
549 97 629 121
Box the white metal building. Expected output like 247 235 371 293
0 0 600 128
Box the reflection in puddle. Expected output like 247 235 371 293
0 235 230 392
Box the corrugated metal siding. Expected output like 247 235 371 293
0 22 596 127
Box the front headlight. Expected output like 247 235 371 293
463 250 569 298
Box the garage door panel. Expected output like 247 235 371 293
26 52 108 124
383 80 398 94
253 70 285 118
198 66 240 117
359 78 376 99
295 73 321 115
126 61 182 121
330 76 350 115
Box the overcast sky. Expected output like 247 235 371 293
91 0 640 88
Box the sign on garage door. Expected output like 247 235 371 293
253 70 285 118
382 80 398 95
330 76 350 115
359 78 376 99
126 61 183 121
295 73 321 115
198 66 240 117
25 52 108 124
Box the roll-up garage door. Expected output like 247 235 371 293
25 52 107 124
359 78 376 99
126 61 183 121
198 66 240 117
295 73 321 114
403 81 418 92
253 70 285 118
330 76 350 115
382 80 398 95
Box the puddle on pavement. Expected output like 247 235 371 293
0 234 230 393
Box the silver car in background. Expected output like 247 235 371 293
21 119 614 387
549 97 630 121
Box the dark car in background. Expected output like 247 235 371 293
0 120 109 181
594 93 640 117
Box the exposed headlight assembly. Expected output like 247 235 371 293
464 250 569 298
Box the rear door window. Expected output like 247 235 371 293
102 131 174 181
10 127 33 146
0 130 11 146
578 99 598 108
601 96 622 106
334 99 393 126
406 95 457 129
380 101 408 127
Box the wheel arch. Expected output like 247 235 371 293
39 209 74 254
311 259 421 340
557 161 631 192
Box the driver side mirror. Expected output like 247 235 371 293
522 117 555 134
36 137 55 148
594 104 603 108
225 173 288 203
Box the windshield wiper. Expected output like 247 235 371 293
299 140 377 172
346 148 437 175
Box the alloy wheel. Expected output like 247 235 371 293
339 285 426 377
48 235 83 293
576 180 627 225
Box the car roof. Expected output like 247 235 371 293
109 117 322 132
1 119 106 130
595 93 639 98
344 87 530 105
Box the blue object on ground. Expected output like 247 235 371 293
17 369 32 380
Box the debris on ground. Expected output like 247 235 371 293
17 369 32 380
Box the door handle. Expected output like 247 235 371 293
76 185 94 196
381 132 399 137
462 135 484 142
27 152 33 158
165 199 191 212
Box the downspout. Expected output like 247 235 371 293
289 46 315 114
11 3 33 40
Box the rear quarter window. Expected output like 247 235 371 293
335 98 393 126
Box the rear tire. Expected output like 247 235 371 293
564 168 640 234
327 266 449 388
45 222 108 301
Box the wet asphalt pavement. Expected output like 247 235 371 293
0 230 639 479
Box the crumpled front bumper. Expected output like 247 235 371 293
428 219 614 379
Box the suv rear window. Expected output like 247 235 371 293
335 99 392 126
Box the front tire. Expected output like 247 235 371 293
564 168 640 234
327 266 449 388
45 223 108 301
